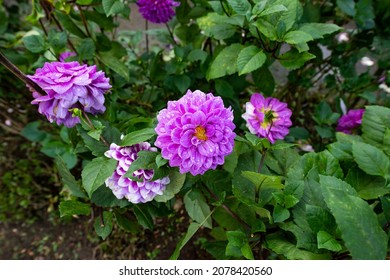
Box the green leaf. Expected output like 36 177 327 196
352 142 390 178
361 105 390 155
48 31 67 52
252 66 275 96
197 13 237 40
76 0 94 5
133 205 154 230
91 185 130 207
345 167 389 200
317 231 342 252
55 157 86 198
206 44 244 80
278 50 315 70
170 210 215 259
124 151 157 179
76 38 95 61
237 46 266 75
99 50 129 81
81 157 117 197
114 212 139 233
306 205 336 233
227 0 251 15
320 175 388 259
23 35 45 53
55 11 86 38
283 30 313 45
184 189 212 229
226 231 254 260
241 171 284 190
154 171 186 203
94 211 113 240
299 23 341 40
337 0 356 16
21 121 47 142
273 205 290 223
259 4 288 16
102 0 125 17
59 200 91 217
266 235 331 260
120 128 156 146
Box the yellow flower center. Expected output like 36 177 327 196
194 126 208 141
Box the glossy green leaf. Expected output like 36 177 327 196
320 175 387 259
206 44 244 80
23 35 45 53
352 142 390 178
81 157 117 197
184 189 212 229
102 0 125 17
94 211 113 240
120 128 156 146
317 231 342 252
278 50 315 70
154 171 186 203
237 46 266 75
55 157 86 198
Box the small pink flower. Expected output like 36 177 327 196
242 93 292 143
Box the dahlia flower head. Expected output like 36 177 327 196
336 109 365 134
242 93 292 144
104 142 170 204
137 0 180 24
28 61 111 128
155 89 236 176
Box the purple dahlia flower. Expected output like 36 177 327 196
155 89 236 176
242 93 292 144
137 0 180 24
336 109 365 134
28 61 111 128
104 142 170 204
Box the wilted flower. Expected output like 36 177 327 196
28 61 111 127
137 0 180 24
155 89 236 176
242 93 292 144
336 109 365 134
104 142 170 204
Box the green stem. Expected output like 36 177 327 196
81 111 109 146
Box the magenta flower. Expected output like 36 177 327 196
137 0 180 24
336 109 365 134
104 142 170 204
242 93 292 144
59 51 76 62
28 61 111 127
155 90 236 176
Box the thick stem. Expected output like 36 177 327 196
0 52 46 96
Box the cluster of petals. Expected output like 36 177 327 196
28 61 111 127
155 90 236 176
242 93 292 144
137 0 180 24
336 109 365 134
104 142 169 204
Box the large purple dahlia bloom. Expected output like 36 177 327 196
104 142 170 204
242 93 292 144
137 0 180 24
155 89 236 176
336 109 365 134
28 61 111 128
